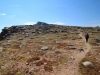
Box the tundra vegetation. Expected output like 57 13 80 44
0 22 100 75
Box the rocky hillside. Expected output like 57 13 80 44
0 21 82 41
0 22 100 75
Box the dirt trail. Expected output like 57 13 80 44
55 32 91 75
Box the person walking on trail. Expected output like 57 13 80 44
85 33 89 43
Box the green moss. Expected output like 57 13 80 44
1 69 11 75
16 72 21 75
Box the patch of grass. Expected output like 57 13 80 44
44 64 53 72
15 72 21 75
0 68 18 75
58 56 68 65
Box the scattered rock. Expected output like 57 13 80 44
42 41 45 43
26 63 29 65
82 61 93 67
78 48 84 52
94 37 100 43
19 43 24 48
41 46 48 50
18 37 23 40
67 44 74 46
69 47 76 50
56 41 59 43
0 47 3 52
71 38 76 40
29 68 34 75
70 56 75 60
52 46 56 50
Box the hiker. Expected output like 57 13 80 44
85 33 89 43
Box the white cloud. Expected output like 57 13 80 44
51 22 65 25
24 22 36 25
0 13 6 16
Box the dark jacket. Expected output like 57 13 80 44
85 33 89 39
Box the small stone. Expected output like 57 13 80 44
26 63 29 65
70 56 75 60
41 46 48 51
0 47 3 52
29 68 34 75
52 46 56 50
64 63 67 65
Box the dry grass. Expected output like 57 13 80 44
57 43 68 49
0 27 100 75
27 56 40 63
36 60 44 66
44 64 53 72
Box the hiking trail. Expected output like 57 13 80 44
54 32 91 75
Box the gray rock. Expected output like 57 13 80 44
56 41 59 43
42 41 45 43
29 68 34 75
25 35 29 37
52 46 56 50
18 37 23 40
0 47 3 52
78 48 84 52
6 38 10 40
19 43 24 48
82 61 93 67
94 37 100 43
67 44 74 46
41 46 48 50
70 56 75 60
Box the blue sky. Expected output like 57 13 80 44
0 0 100 32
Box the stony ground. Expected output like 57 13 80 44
0 27 100 75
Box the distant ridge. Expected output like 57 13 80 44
0 21 98 41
